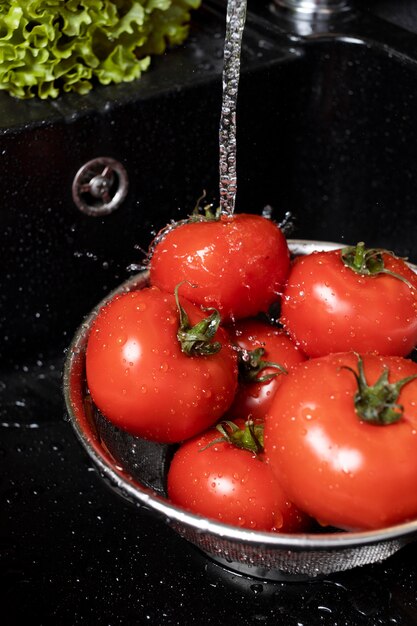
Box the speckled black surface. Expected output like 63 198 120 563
3 364 417 625
2 2 417 624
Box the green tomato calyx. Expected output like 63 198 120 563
175 282 222 356
189 190 221 222
344 354 417 425
340 242 414 288
237 346 287 383
208 419 264 454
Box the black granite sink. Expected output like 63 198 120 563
2 2 417 624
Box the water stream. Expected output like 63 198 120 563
219 0 248 216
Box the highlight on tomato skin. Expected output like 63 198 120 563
264 352 417 531
226 318 307 421
148 212 290 323
280 245 417 358
167 421 311 533
85 286 238 444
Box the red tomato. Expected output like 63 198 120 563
265 352 417 530
86 286 238 443
149 213 290 322
280 245 417 357
167 422 310 532
226 318 306 421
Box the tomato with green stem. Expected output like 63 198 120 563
168 419 310 532
226 318 306 421
265 352 417 530
149 210 290 323
280 243 417 357
86 285 238 443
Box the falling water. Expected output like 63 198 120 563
219 0 247 216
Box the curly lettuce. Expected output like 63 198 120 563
0 0 201 99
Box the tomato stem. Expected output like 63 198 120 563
352 241 366 270
174 282 222 356
203 419 264 454
343 354 417 425
237 346 287 383
190 190 221 222
340 242 414 289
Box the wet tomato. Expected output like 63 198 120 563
226 318 306 421
265 352 417 530
280 243 417 357
86 286 238 443
149 213 290 322
168 420 310 532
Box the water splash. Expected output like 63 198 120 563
219 0 247 216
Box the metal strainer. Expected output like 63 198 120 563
63 240 417 581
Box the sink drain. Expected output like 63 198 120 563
72 157 129 216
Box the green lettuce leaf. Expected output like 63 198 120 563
0 0 201 99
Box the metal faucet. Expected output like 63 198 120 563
274 0 350 18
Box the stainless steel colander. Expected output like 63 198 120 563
63 239 417 581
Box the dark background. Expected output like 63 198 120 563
2 1 417 623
